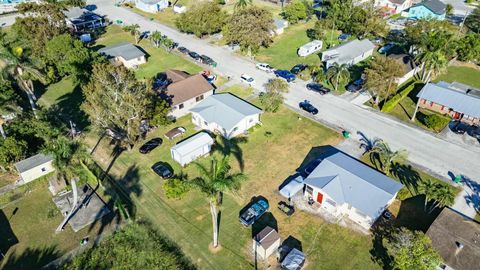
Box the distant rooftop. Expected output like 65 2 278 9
412 0 446 15
322 39 375 65
98 42 145 61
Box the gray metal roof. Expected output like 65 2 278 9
304 152 403 218
98 42 145 61
171 132 214 156
273 18 287 29
413 0 446 15
322 39 375 65
190 93 262 131
15 153 53 173
417 82 480 118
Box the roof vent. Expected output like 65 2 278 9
455 241 464 255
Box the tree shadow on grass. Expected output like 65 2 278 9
0 209 18 259
1 246 61 270
213 135 248 172
394 195 440 232
390 163 421 195
370 222 394 270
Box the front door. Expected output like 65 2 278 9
317 192 323 204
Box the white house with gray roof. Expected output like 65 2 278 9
15 153 55 184
190 93 262 139
321 39 375 69
171 132 214 166
135 0 168 13
98 42 146 69
303 152 403 230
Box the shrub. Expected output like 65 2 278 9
381 81 420 112
422 114 451 131
297 69 312 81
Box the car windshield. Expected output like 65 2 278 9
247 78 254 82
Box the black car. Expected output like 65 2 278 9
299 100 318 115
188 51 201 61
469 126 480 139
177 46 189 54
290 64 307 75
450 121 468 135
151 162 173 179
306 83 330 95
200 55 216 66
139 138 163 154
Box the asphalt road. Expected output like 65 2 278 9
2 0 479 217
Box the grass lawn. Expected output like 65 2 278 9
256 21 340 70
434 66 480 89
85 88 384 269
95 26 204 80
37 76 77 108
0 177 118 270
218 84 254 99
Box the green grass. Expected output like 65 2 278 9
37 76 77 108
219 84 254 99
434 66 480 88
95 26 204 79
84 90 384 269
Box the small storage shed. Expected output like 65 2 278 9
252 226 281 260
171 132 214 166
281 248 305 270
298 40 323 57
15 153 55 184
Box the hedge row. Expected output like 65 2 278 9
381 81 421 113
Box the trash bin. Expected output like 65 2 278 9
454 175 462 183
342 131 350 138
213 62 217 68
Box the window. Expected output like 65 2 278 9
179 103 184 109
196 95 204 102
204 121 208 126
306 186 313 195
430 101 434 107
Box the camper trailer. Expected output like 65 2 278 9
298 40 323 57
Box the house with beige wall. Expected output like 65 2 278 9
98 42 146 69
161 70 215 119
303 152 403 230
15 154 55 185
190 93 262 139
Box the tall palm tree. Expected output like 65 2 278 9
371 140 408 174
416 50 447 83
418 178 437 211
190 156 246 248
235 0 252 9
428 184 455 214
150 31 163 48
123 24 141 44
326 63 350 91
0 46 46 117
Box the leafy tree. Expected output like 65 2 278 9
371 140 408 174
326 63 350 92
283 0 309 24
384 227 442 270
260 78 289 112
235 0 252 9
224 6 274 55
123 24 141 44
456 33 480 62
176 2 227 37
82 63 150 148
364 55 404 105
62 221 195 269
163 177 190 199
465 7 480 33
42 136 90 180
445 4 454 15
45 34 95 83
147 96 171 126
0 137 27 170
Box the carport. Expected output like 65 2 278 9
279 176 304 199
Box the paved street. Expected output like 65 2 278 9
2 0 479 218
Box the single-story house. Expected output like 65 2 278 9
98 42 146 69
190 93 262 139
64 7 105 32
426 207 480 270
162 70 215 119
15 153 55 184
375 0 413 15
388 54 420 85
321 39 375 69
416 81 480 125
272 18 289 35
303 152 403 230
407 0 446 20
252 226 281 260
171 132 214 166
135 0 168 13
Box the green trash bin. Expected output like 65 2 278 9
454 175 462 183
342 131 350 138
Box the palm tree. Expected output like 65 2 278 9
428 184 455 214
326 63 350 91
416 50 447 83
357 131 383 155
0 46 46 118
235 0 252 9
150 31 163 48
418 178 437 211
371 140 408 174
123 24 141 44
190 156 246 248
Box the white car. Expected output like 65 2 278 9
256 63 274 73
240 74 255 86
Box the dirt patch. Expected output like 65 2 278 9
450 60 480 70
208 243 222 254
195 215 205 221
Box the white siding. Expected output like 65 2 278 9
19 161 55 184
191 113 260 139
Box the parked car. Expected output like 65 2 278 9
164 127 186 140
188 51 201 61
239 198 269 226
290 64 307 75
200 55 216 66
379 43 395 54
256 63 274 72
240 74 255 86
139 137 163 154
347 79 365 92
274 69 296 82
177 46 189 54
306 83 330 95
338 33 351 41
299 100 318 115
469 126 480 139
151 162 173 179
450 120 468 135
278 201 295 216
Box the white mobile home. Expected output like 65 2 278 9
321 39 375 69
170 132 214 166
15 154 55 184
298 40 323 57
